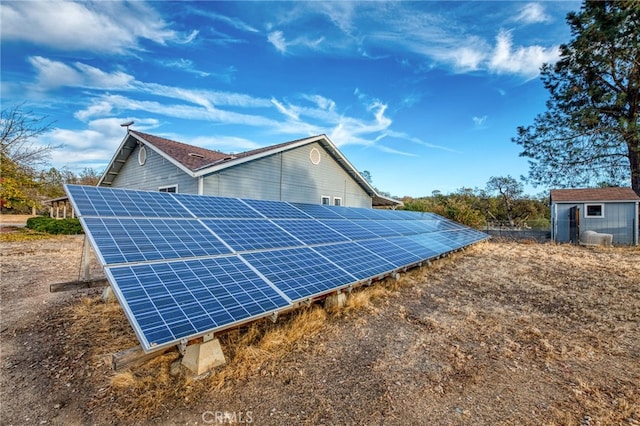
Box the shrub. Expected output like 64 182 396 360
26 216 83 235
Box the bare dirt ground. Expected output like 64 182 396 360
1 232 639 425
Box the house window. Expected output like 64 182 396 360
159 185 178 193
138 146 147 165
333 197 342 206
585 204 604 218
321 196 330 205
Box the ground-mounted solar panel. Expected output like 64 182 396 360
387 236 440 260
201 219 302 252
241 247 357 302
67 185 191 218
173 193 263 218
319 219 380 240
355 238 423 268
83 217 231 264
65 184 488 353
241 198 310 219
312 242 398 280
291 203 345 219
360 220 404 238
106 256 290 351
272 219 350 245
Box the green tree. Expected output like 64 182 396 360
513 1 640 195
486 176 524 226
1 105 57 211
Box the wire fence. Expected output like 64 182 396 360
483 222 551 242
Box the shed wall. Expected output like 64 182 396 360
553 201 638 245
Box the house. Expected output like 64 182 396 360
98 130 401 209
550 187 640 246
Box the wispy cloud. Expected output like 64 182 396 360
262 2 561 79
268 31 288 54
160 58 211 77
472 115 488 127
1 1 186 54
514 3 552 24
188 7 259 33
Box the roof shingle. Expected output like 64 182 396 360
130 131 228 171
550 187 640 202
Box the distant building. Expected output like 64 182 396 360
98 130 400 209
550 187 639 245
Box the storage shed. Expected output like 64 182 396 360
550 187 640 246
98 130 401 209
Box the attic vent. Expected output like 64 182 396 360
188 152 205 158
223 156 236 161
310 147 321 165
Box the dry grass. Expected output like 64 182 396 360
0 227 52 242
2 239 638 424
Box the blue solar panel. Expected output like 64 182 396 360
291 203 345 219
241 199 310 219
83 218 231 264
172 193 263 218
65 184 489 353
386 236 440 260
272 219 350 245
360 220 404 237
242 247 356 301
408 233 453 253
319 219 379 240
66 184 191 218
313 242 397 280
355 238 423 267
106 256 290 351
201 219 302 251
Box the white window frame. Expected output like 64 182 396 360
321 196 330 205
584 203 604 218
159 184 178 193
333 197 342 206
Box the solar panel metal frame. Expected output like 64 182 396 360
65 184 489 353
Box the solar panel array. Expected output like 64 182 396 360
65 184 488 352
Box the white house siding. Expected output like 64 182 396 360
202 143 372 208
553 202 638 245
109 144 198 193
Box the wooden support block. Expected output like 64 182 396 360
49 278 109 293
112 345 170 371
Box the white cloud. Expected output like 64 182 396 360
271 98 300 121
1 0 184 54
74 101 113 122
161 59 211 77
268 31 288 54
489 30 559 79
29 56 134 90
514 3 551 24
472 115 488 127
303 95 336 111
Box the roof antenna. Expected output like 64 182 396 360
120 120 134 130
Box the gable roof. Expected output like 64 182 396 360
550 187 640 203
99 130 402 207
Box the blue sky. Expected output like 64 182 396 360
1 1 581 197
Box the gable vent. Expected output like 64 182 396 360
188 152 205 158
